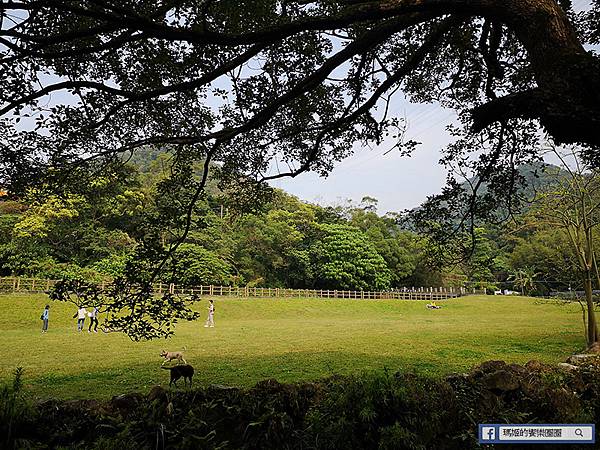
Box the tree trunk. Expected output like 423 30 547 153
583 275 598 346
436 0 600 146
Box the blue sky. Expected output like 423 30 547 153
272 99 456 214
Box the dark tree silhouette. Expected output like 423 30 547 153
1 1 598 194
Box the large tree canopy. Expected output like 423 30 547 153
1 0 599 194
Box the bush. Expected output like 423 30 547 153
0 200 27 214
0 367 36 449
306 372 457 449
90 253 130 278
34 261 106 283
8 360 600 449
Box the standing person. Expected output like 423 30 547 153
40 304 50 333
88 306 99 333
204 299 215 328
73 306 88 332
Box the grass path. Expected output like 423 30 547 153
0 294 585 399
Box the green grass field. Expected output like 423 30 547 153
0 293 587 399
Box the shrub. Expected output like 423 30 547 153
306 372 457 449
35 261 106 283
90 253 131 278
0 367 35 449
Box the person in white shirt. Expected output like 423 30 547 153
204 299 215 328
73 306 88 332
40 304 50 333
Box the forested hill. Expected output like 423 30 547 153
129 149 560 209
458 161 562 202
127 147 167 173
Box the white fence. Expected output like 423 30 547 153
0 277 474 300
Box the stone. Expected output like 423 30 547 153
482 370 520 393
525 360 547 372
566 354 600 365
110 393 143 418
478 360 508 373
558 363 579 372
508 363 527 375
147 385 167 402
208 384 239 393
446 373 469 383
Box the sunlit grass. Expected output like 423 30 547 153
0 293 585 399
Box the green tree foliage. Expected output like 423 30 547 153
349 207 423 287
166 244 233 286
0 163 142 276
461 228 502 290
0 153 420 291
508 267 540 296
525 147 600 345
232 201 317 288
509 228 578 292
310 223 391 290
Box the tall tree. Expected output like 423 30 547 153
532 147 600 347
310 223 392 290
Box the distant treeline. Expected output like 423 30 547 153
0 152 583 293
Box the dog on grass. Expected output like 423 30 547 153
160 348 187 366
162 364 194 388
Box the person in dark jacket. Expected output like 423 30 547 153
88 306 99 333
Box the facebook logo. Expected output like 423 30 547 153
480 424 595 444
481 426 497 441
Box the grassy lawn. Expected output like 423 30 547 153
0 293 586 399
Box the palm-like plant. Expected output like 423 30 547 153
508 267 539 296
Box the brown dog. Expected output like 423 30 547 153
160 349 187 366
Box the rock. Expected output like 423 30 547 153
587 342 600 354
478 361 508 373
446 373 469 383
63 399 100 411
508 363 527 375
147 385 167 402
525 360 547 372
481 370 520 393
558 363 579 372
567 354 600 365
445 373 471 391
208 384 239 393
110 393 143 418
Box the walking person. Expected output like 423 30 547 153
88 306 99 333
204 299 215 328
40 304 50 333
73 306 88 332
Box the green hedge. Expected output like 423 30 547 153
3 359 600 449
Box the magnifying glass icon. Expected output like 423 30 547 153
575 428 584 437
